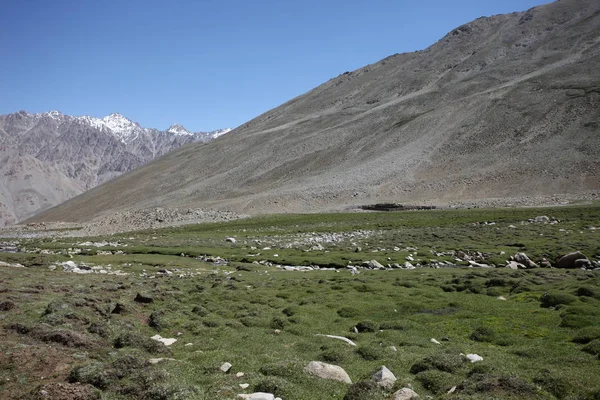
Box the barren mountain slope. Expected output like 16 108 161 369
31 0 600 223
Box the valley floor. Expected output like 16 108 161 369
1 203 599 399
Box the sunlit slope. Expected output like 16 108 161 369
30 0 600 223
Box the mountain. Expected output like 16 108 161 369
29 0 600 225
0 111 231 225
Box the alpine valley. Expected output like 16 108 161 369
0 110 231 226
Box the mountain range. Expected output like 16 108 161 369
26 0 600 225
0 110 230 225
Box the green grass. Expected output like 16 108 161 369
1 204 600 399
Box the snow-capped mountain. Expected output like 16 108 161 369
0 110 232 226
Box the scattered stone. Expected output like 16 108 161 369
304 361 352 383
226 237 237 243
447 386 457 393
540 258 552 268
465 354 484 363
150 334 177 346
134 293 154 303
392 387 419 400
371 366 396 390
497 296 507 301
239 383 250 389
236 372 245 377
513 252 538 268
468 260 492 268
533 216 550 223
237 393 275 400
556 252 590 269
220 362 233 373
430 338 441 345
505 261 524 270
363 260 384 269
148 358 175 364
315 334 357 347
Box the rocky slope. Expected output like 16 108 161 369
0 111 230 225
30 0 600 224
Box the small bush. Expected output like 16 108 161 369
534 370 575 399
415 370 455 394
282 307 296 317
583 340 600 357
191 305 209 316
540 292 577 308
338 307 360 318
320 348 349 363
343 380 385 400
114 333 171 354
356 344 387 361
573 327 600 344
148 311 164 331
269 317 287 330
576 286 600 299
355 320 378 333
470 326 497 343
410 352 465 374
379 322 407 331
69 362 114 389
254 377 292 398
259 361 299 378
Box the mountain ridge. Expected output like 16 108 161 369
0 110 231 225
27 0 600 225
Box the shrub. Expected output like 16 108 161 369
254 377 292 398
576 286 600 299
355 320 378 333
573 327 600 344
534 370 575 399
269 317 287 330
415 370 455 394
540 292 577 308
410 352 465 374
320 348 349 363
148 311 164 331
470 326 497 343
114 333 171 354
69 362 113 389
583 340 600 357
191 305 208 316
343 380 385 400
356 344 387 361
259 361 299 378
337 307 360 318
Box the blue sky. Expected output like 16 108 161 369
0 0 549 131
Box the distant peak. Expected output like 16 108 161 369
43 110 64 119
167 123 192 136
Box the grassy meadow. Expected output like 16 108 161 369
1 204 599 399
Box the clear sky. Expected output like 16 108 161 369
0 0 549 132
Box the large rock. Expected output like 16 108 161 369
237 393 275 400
392 388 419 400
304 361 352 383
363 260 385 269
556 252 590 269
371 366 396 389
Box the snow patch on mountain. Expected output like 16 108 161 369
31 111 232 144
210 128 232 139
167 124 193 136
